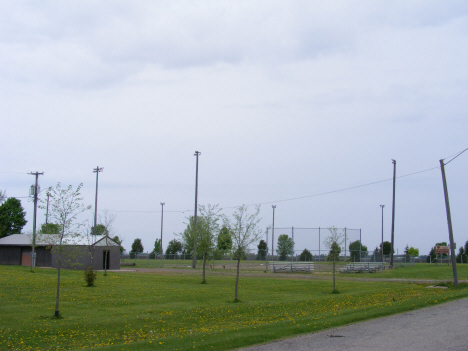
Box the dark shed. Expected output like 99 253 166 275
0 234 120 270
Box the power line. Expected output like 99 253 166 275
443 147 468 165
103 165 441 214
0 171 31 174
223 166 441 209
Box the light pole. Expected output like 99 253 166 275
390 159 396 268
271 205 276 257
160 202 165 266
380 205 385 267
192 151 201 269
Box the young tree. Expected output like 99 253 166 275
39 223 62 234
228 205 262 301
299 248 313 262
165 239 183 256
131 238 144 255
152 238 162 255
40 183 90 318
257 239 267 260
277 234 293 261
349 240 368 262
197 204 222 283
323 226 344 293
0 198 27 238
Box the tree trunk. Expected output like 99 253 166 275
55 256 61 317
202 252 206 283
234 258 240 301
333 260 336 291
192 245 197 269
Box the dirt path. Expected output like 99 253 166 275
115 267 467 284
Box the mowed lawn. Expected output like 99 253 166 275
1 265 467 351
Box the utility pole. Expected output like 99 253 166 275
192 151 201 269
380 205 385 266
93 166 104 237
390 159 396 268
160 202 165 267
271 205 276 256
265 227 269 272
93 166 104 272
28 171 43 271
440 159 458 286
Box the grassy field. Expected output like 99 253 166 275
1 265 467 351
355 263 468 281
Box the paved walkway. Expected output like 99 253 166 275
238 297 468 351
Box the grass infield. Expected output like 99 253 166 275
0 265 467 350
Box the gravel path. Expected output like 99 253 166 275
236 297 468 351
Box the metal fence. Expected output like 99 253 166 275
120 249 414 272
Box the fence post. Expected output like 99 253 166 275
359 229 362 263
292 226 294 263
344 227 347 263
319 227 321 272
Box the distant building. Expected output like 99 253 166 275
0 234 120 270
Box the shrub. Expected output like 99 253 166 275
84 267 97 287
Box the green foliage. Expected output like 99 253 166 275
84 267 97 287
407 247 419 257
131 238 144 254
112 236 124 254
153 238 162 255
326 242 341 261
277 234 293 261
0 198 27 238
349 240 368 262
217 226 233 252
380 241 393 256
39 223 61 234
299 248 313 262
166 239 183 256
257 239 267 260
198 204 222 256
179 216 198 257
90 224 108 236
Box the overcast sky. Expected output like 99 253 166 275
1 1 467 257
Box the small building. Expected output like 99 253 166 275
0 234 120 270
